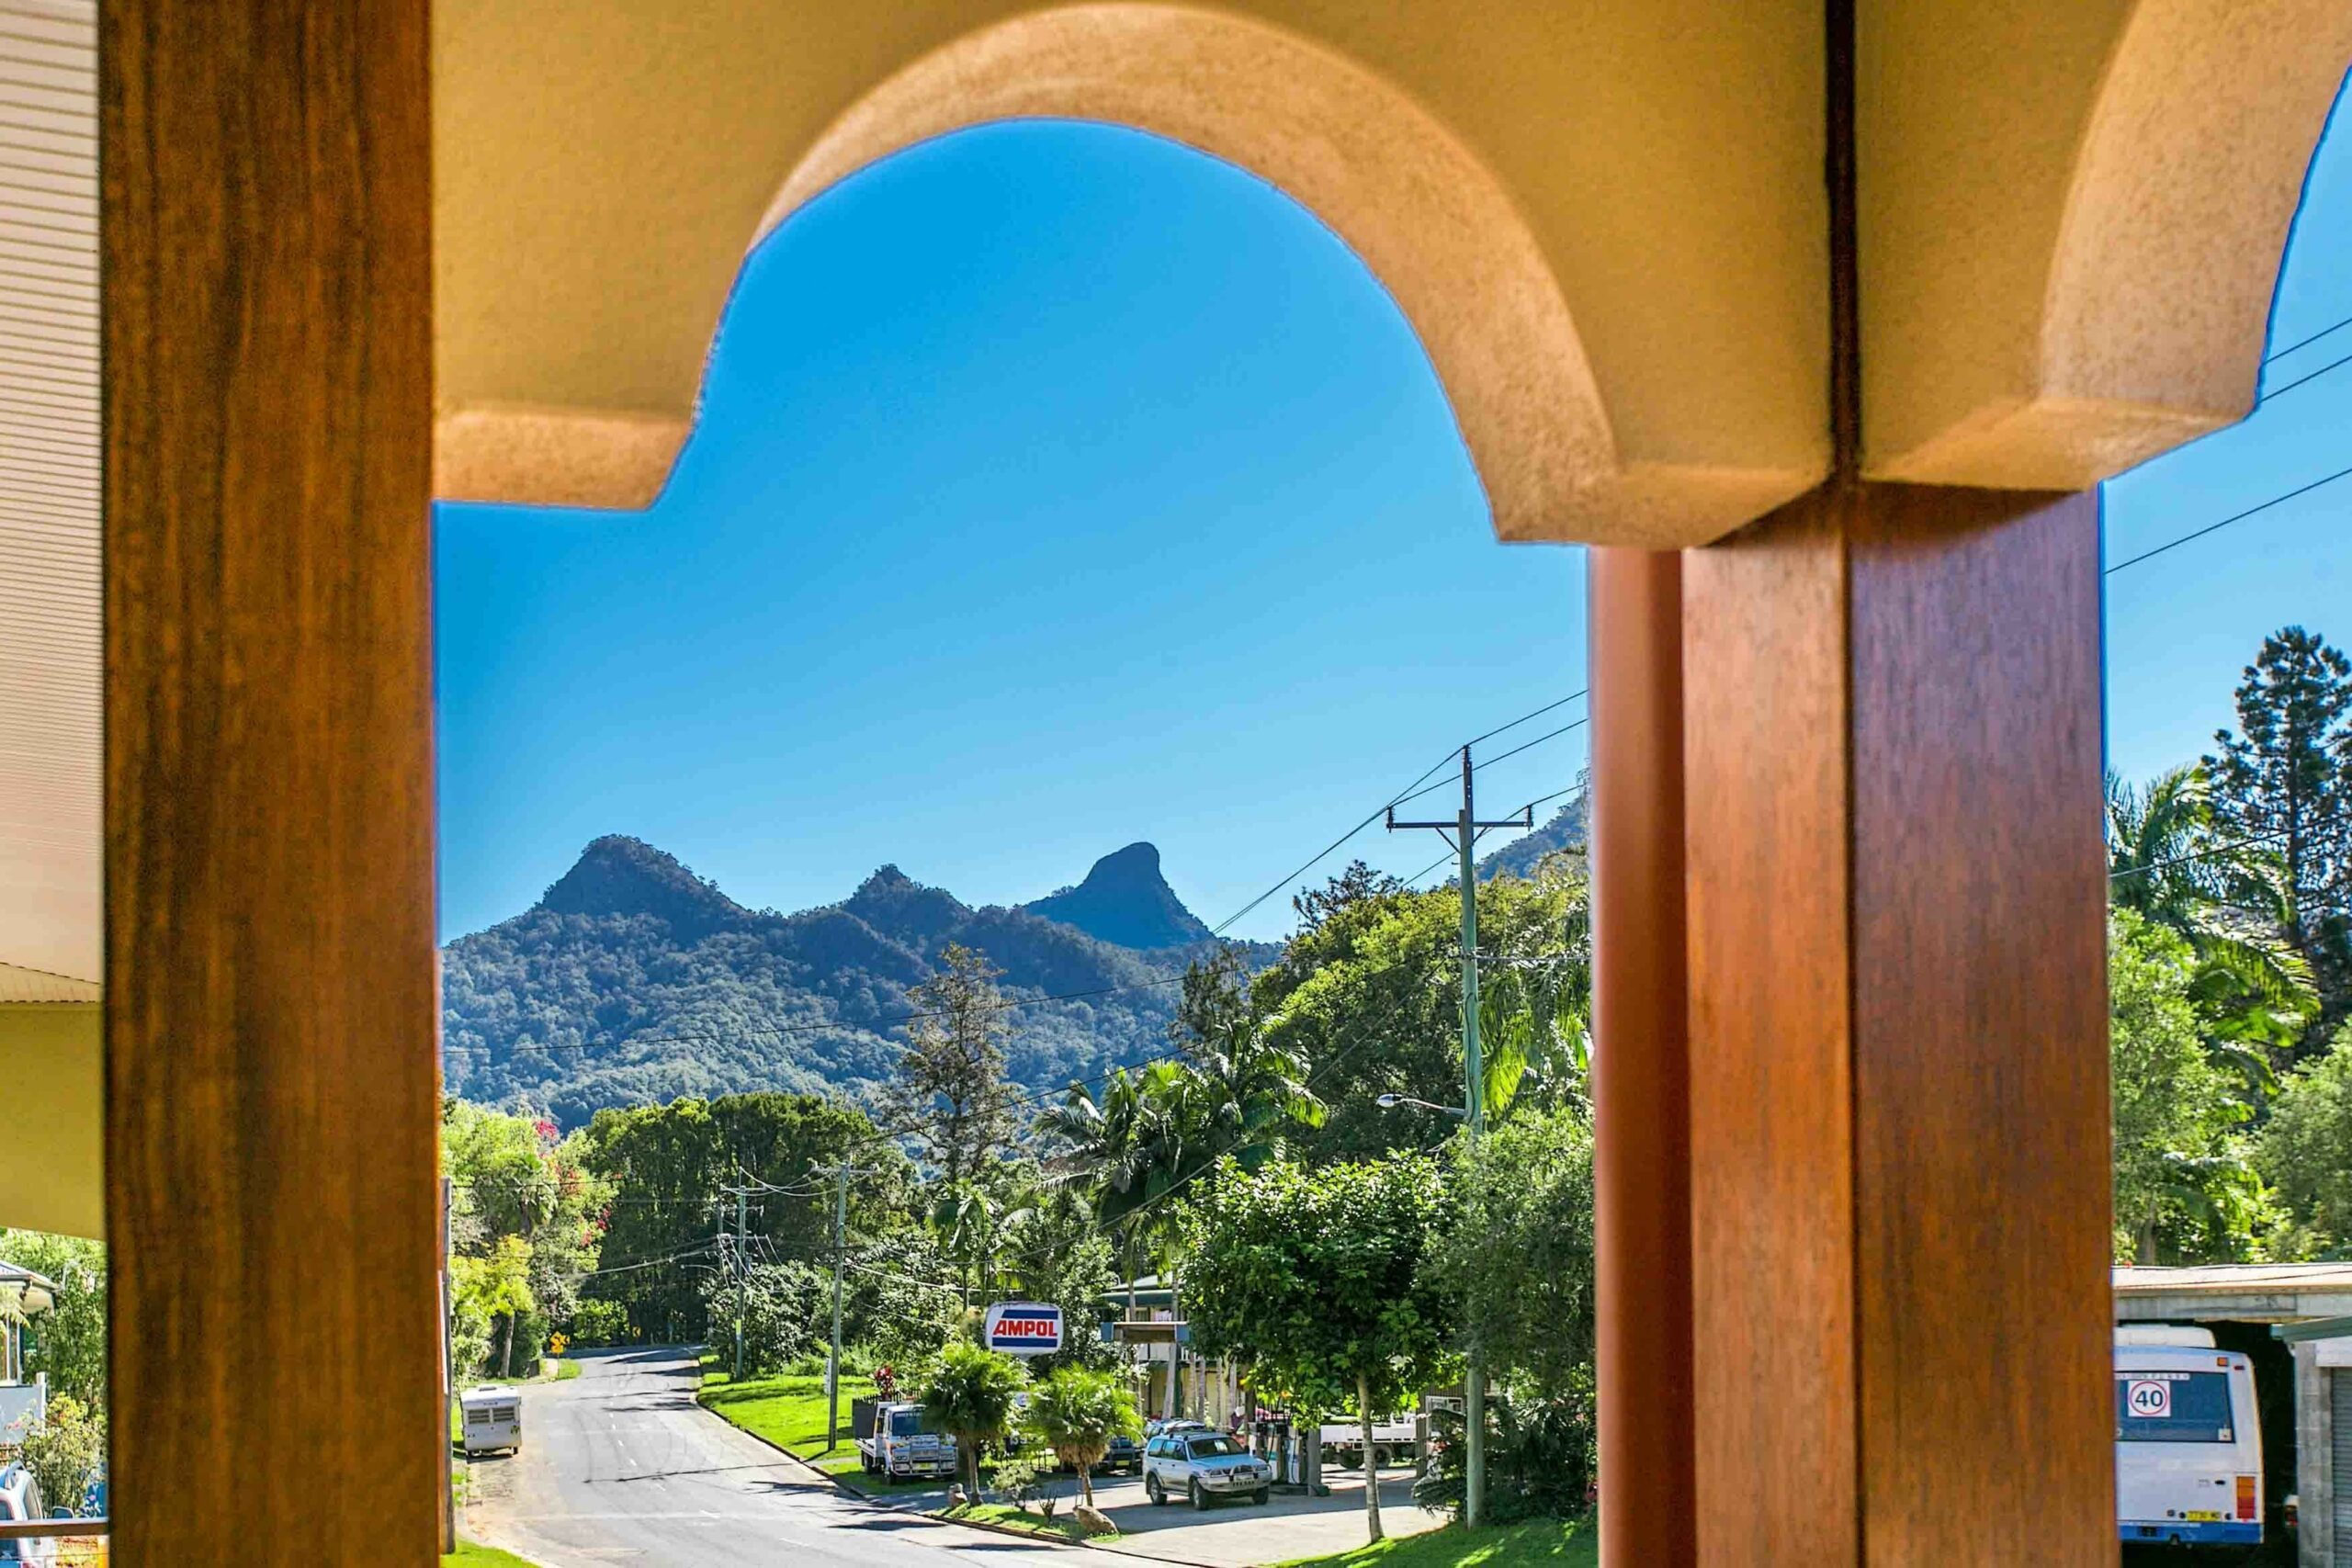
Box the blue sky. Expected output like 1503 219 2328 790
437 108 2352 945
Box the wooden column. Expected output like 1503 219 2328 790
1682 481 2115 1565
102 0 440 1559
1589 548 1695 1567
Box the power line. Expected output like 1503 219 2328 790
2103 463 2352 577
1477 717 1590 772
2265 311 2352 364
1465 688 1587 750
2108 827 2292 883
1205 688 1589 938
2257 347 2352 404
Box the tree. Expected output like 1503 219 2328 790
1255 862 1589 1163
842 1228 963 1367
1023 1366 1143 1506
17 1394 104 1517
454 1236 537 1380
698 1259 827 1376
922 1339 1029 1495
2256 1021 2352 1258
0 1232 106 1411
2109 912 2267 1264
1425 1103 1595 1396
575 1091 892 1342
1181 1156 1454 1543
2107 765 2317 1061
2205 626 2352 1044
878 944 1022 1190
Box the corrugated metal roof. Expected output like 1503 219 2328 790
0 959 97 1003
0 0 102 982
2115 1264 2352 1294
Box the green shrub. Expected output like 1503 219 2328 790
1413 1382 1595 1524
922 1341 1029 1495
568 1298 630 1346
19 1395 105 1517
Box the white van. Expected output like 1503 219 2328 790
460 1384 523 1457
2115 1328 2261 1549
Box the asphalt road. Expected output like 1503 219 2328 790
463 1348 1070 1568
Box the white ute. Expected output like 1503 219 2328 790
854 1398 959 1482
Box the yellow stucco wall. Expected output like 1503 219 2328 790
0 1005 103 1239
431 0 2348 544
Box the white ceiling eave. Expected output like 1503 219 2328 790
0 0 100 984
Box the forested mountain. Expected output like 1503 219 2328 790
1478 795 1588 882
442 836 1264 1127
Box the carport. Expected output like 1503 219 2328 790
2116 1263 2352 1568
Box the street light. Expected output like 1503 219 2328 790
1374 1093 1469 1119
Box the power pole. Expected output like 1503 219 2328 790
1388 743 1528 1531
825 1158 851 1450
439 1176 455 1555
732 1185 750 1382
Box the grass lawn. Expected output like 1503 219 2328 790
944 1500 1115 1544
1273 1517 1599 1568
697 1361 916 1485
446 1541 543 1567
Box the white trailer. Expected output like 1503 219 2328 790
459 1384 523 1457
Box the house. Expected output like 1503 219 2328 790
0 1262 57 1450
1097 1276 1243 1428
0 965 102 1243
5 0 2349 1558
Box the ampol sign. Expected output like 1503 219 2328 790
983 1301 1064 1357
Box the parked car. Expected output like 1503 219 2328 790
0 1462 56 1566
1143 1429 1272 1509
1146 1416 1209 1438
1098 1431 1144 1473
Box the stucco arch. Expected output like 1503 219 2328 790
432 0 1830 548
1866 0 2352 488
752 6 1639 546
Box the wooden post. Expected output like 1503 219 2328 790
1588 547 1695 1567
101 0 440 1558
1681 481 2114 1565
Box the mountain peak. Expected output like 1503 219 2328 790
1022 841 1212 950
538 836 748 942
842 863 971 945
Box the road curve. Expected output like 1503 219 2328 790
463 1347 1070 1568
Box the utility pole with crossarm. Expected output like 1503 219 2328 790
1386 743 1529 1531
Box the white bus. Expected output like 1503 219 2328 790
2115 1327 2261 1550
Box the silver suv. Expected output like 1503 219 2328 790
1142 1430 1272 1509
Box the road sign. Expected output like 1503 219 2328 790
983 1302 1064 1357
2126 1379 2172 1420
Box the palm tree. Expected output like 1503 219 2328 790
2109 765 2317 1066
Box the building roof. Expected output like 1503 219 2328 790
0 1262 58 1317
0 963 100 1005
2114 1263 2352 1322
